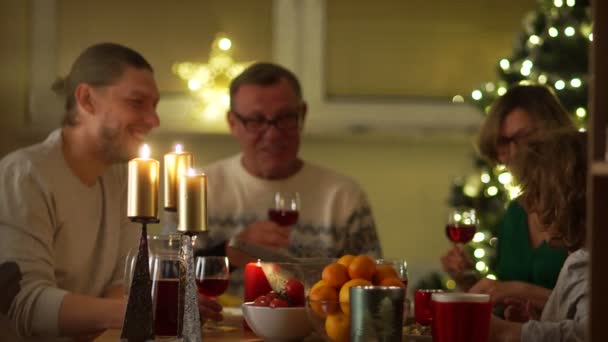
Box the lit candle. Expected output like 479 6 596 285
177 168 208 233
127 144 159 220
244 260 272 302
163 144 194 211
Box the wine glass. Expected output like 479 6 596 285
445 207 478 244
268 191 300 227
195 256 230 299
196 256 230 331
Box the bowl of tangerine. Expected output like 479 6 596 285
306 254 407 342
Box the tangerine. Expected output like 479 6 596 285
309 285 339 318
372 264 399 285
336 254 356 268
347 255 376 281
378 276 406 290
322 263 350 288
310 279 328 293
325 312 350 342
338 278 372 314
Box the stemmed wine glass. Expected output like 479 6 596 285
195 256 230 331
268 191 300 227
195 256 230 299
445 207 478 244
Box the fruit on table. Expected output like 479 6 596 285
338 278 372 314
321 263 349 288
310 254 407 340
252 278 306 308
309 285 339 317
325 312 349 342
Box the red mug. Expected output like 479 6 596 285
431 293 491 342
414 289 443 325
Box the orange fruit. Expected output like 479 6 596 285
378 276 406 290
338 278 372 314
325 312 350 342
372 264 399 285
311 279 328 293
348 255 376 281
322 263 350 288
309 285 339 318
337 254 356 268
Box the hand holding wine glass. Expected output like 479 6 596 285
268 191 300 227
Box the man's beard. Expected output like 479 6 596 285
99 125 134 163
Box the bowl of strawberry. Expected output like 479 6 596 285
242 278 312 341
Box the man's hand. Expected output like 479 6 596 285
237 221 289 249
199 294 223 322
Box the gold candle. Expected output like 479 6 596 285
127 144 159 219
177 168 208 234
163 144 194 211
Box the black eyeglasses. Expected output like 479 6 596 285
231 110 302 133
497 130 532 147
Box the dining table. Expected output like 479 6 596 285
96 311 262 341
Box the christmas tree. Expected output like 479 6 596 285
445 0 593 288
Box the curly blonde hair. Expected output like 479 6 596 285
511 129 586 251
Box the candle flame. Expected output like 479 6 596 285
187 168 196 176
140 144 151 159
175 144 183 153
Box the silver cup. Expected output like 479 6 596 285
350 285 405 342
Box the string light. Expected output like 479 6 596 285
474 249 486 258
589 33 593 41
486 186 499 197
579 127 586 132
549 27 559 37
484 83 496 92
553 0 564 7
452 95 465 103
446 280 456 290
475 261 487 272
481 173 491 184
498 172 512 185
473 232 486 243
564 27 576 36
570 78 582 87
538 74 548 84
555 80 566 90
497 87 507 96
576 107 587 118
520 67 531 76
499 59 510 70
487 274 497 280
566 0 576 7
472 90 483 100
528 35 541 45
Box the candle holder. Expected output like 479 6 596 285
121 217 160 342
179 233 207 342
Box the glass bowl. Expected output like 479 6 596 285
259 258 335 295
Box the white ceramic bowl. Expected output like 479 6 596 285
242 302 313 341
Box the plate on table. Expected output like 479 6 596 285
403 324 432 341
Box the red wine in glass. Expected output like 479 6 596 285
445 224 477 243
153 279 183 337
196 278 230 298
268 209 299 226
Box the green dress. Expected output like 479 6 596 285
494 201 567 289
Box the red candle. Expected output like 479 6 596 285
243 260 272 330
244 260 272 302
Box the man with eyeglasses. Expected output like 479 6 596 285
198 63 382 295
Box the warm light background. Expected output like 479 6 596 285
0 0 534 291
